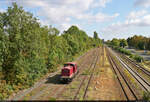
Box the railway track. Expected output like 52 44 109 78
40 48 99 100
11 48 96 100
106 48 138 100
73 48 100 100
83 48 101 99
107 47 150 98
120 54 150 77
116 55 150 92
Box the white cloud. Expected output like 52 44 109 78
9 0 118 32
0 9 5 13
127 10 147 19
59 23 71 31
59 23 82 31
134 0 150 8
92 0 112 8
75 12 119 23
101 10 150 37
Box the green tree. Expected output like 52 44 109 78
93 31 98 39
111 38 120 47
127 35 149 50
93 31 102 47
120 39 127 48
2 3 48 85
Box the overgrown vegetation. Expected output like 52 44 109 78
106 37 144 63
113 47 132 56
129 54 143 63
106 38 128 48
0 3 102 99
127 35 150 50
142 92 150 101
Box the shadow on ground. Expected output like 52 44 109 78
45 74 62 84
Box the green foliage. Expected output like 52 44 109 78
112 46 143 63
142 92 150 101
120 39 127 48
93 31 98 39
127 35 149 50
108 38 127 48
0 3 101 99
106 37 144 63
130 54 143 62
111 38 120 47
93 31 102 47
116 47 132 55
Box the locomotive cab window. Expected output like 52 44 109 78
64 64 69 67
70 64 74 67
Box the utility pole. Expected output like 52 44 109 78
102 39 104 67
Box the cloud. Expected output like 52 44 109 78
101 10 150 37
7 0 118 32
134 0 150 8
74 12 119 23
59 23 82 31
92 0 112 8
0 9 6 13
127 10 147 19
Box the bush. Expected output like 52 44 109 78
115 47 132 56
133 55 143 62
129 54 143 62
129 54 134 59
142 92 150 101
113 46 143 63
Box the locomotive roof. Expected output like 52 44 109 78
63 66 71 69
65 62 76 65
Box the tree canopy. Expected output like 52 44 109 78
127 35 149 50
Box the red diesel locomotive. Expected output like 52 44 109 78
60 62 78 83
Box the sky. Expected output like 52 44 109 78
0 0 150 40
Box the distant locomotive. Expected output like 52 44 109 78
60 62 78 83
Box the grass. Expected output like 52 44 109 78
86 97 95 100
78 87 85 100
26 90 37 97
49 97 56 101
88 87 93 91
113 75 117 79
22 88 39 100
23 96 29 100
123 69 143 95
111 53 142 92
142 91 150 101
142 61 150 71
82 69 91 75
124 70 136 85
40 86 46 91
70 83 77 89
62 91 70 97
94 67 102 75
